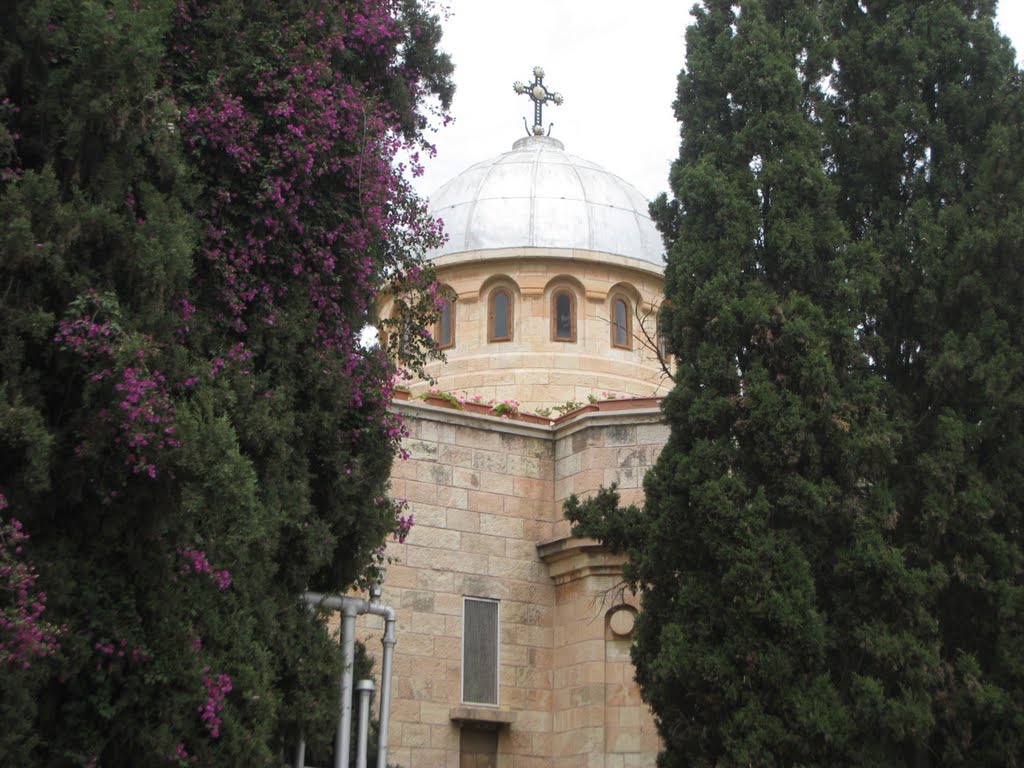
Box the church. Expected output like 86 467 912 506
367 69 671 768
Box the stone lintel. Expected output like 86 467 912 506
449 706 516 730
537 536 626 583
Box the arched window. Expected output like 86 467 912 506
435 298 455 349
551 289 576 342
488 288 513 342
611 296 632 349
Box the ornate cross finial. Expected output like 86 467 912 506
513 66 564 137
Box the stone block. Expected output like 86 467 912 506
637 423 669 446
605 466 639 489
446 508 480 532
510 756 551 768
417 568 455 593
512 476 550 501
408 746 447 768
569 683 604 707
555 452 581 479
403 590 436 612
468 489 508 514
479 513 523 538
434 592 465 616
407 546 488 575
604 425 637 446
508 580 552 605
515 665 552 690
452 467 482 491
462 531 508 557
454 427 502 452
521 518 554 542
507 454 544 479
606 730 640 754
513 709 551 734
390 459 417 479
400 632 437 657
437 485 469 511
405 479 438 505
553 477 574 504
500 432 551 459
413 527 462 551
504 537 542 561
475 469 515 496
406 503 447 528
433 635 461 659
385 564 418 589
412 610 448 635
515 623 553 648
439 443 475 468
473 449 508 473
502 643 528 666
571 469 605 496
417 461 454 486
454 573 511 601
407 440 440 461
430 723 457 750
488 556 547 583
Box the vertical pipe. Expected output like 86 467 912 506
294 736 306 768
336 607 359 768
355 679 375 768
375 613 397 768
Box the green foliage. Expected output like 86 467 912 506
827 2 1024 763
0 0 452 764
571 1 1023 765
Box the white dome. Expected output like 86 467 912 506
427 136 665 267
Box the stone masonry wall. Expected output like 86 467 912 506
356 401 668 768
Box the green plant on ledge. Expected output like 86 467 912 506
491 399 520 417
419 388 462 409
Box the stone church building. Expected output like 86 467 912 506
366 83 672 768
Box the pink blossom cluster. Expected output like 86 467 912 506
177 0 445 440
114 367 179 479
177 548 232 590
54 293 117 359
395 512 414 544
199 668 233 738
94 636 149 664
55 291 180 481
172 742 196 765
0 495 62 668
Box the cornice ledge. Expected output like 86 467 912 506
449 706 516 730
536 535 626 582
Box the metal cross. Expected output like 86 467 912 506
513 66 564 136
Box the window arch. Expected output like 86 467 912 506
435 296 455 350
611 295 632 349
488 288 513 342
550 289 577 342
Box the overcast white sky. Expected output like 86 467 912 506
413 1 1024 202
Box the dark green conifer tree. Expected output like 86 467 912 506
827 2 1024 763
569 0 939 764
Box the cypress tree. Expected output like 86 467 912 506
0 1 451 764
569 0 935 763
828 2 1024 763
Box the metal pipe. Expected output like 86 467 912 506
299 589 397 768
374 610 397 768
293 736 306 768
355 679 375 768
337 605 358 768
